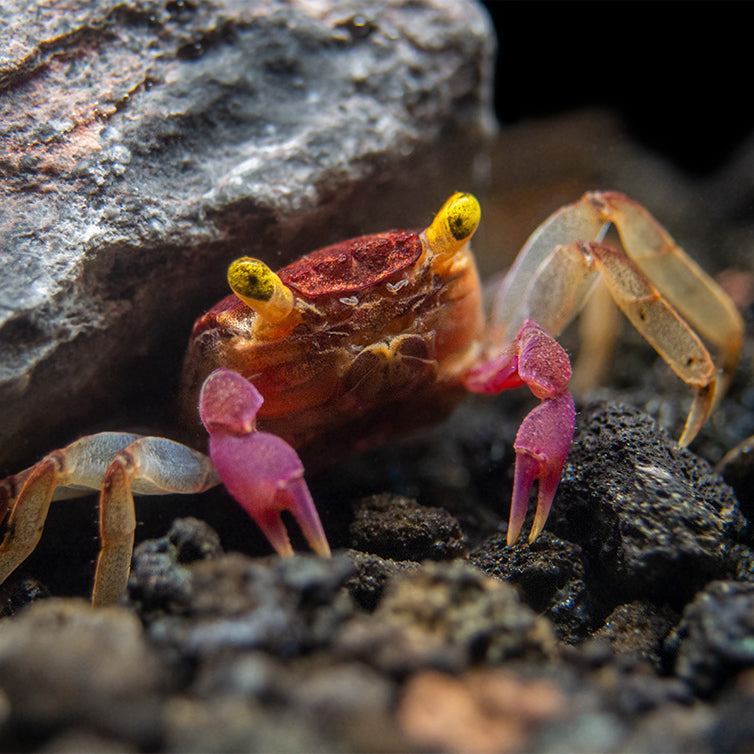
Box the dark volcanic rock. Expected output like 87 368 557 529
187 654 405 753
717 435 754 529
161 694 337 753
469 532 593 642
706 672 754 753
336 560 557 676
0 0 495 468
135 551 358 661
343 549 421 611
0 599 166 749
0 577 50 618
349 493 466 561
550 402 746 610
128 516 222 611
593 601 678 671
666 580 754 696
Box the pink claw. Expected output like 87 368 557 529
464 319 575 545
510 392 575 544
199 368 331 558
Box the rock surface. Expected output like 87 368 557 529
550 402 746 610
0 599 166 749
349 493 466 561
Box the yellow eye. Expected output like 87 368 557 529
228 257 294 323
445 193 481 241
424 192 481 257
228 258 276 301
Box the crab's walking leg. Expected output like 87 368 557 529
585 241 718 445
595 191 744 397
0 455 65 588
465 319 576 545
0 433 218 605
199 368 331 558
492 191 744 447
0 433 138 592
92 438 220 605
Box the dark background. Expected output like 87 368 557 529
481 2 750 177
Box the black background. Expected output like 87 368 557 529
481 2 750 177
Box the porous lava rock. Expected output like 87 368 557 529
349 493 466 561
549 402 747 610
666 580 754 696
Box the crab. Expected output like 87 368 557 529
0 192 744 605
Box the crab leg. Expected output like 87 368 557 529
199 368 331 558
465 319 576 544
492 191 744 446
587 241 716 445
491 196 607 341
0 433 218 604
596 191 743 393
92 437 220 604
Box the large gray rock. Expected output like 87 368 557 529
0 0 495 468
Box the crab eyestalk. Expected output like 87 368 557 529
423 192 481 260
228 257 295 324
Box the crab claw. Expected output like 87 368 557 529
199 368 331 558
510 392 575 545
465 319 575 545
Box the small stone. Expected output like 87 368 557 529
551 402 746 607
398 668 567 754
168 516 223 563
470 531 592 642
0 599 165 748
349 493 466 561
343 549 421 610
666 580 754 696
0 577 50 617
141 552 357 661
336 560 557 675
594 601 677 671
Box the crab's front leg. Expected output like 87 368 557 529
492 191 744 446
464 320 575 545
199 368 331 559
0 433 219 605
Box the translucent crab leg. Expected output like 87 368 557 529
0 433 144 591
594 191 744 397
503 238 720 445
493 191 743 419
501 192 743 387
586 241 717 445
199 368 331 558
0 454 63 589
92 437 220 605
493 195 742 446
492 198 608 342
0 433 218 604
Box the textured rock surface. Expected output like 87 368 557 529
470 532 592 642
336 560 557 676
349 493 466 561
0 0 495 468
667 580 754 696
0 599 166 749
549 402 747 609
